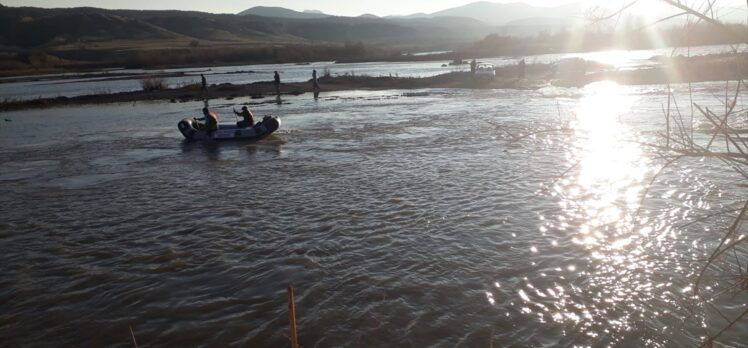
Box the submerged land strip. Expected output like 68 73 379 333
1 53 746 112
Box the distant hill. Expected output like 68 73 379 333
238 6 329 19
238 2 583 25
236 2 586 35
0 3 742 74
429 1 583 26
0 5 493 49
502 16 586 35
0 7 298 48
386 13 430 19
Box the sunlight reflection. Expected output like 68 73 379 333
574 81 643 195
583 50 641 68
508 81 667 341
560 81 655 329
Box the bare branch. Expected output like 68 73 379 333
661 0 748 43
698 307 748 348
694 200 748 297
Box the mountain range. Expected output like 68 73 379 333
0 1 744 73
239 1 587 27
1 2 742 53
239 1 746 27
0 5 492 50
238 6 329 19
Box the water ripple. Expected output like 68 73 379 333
0 86 746 347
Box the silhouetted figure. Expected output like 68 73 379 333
470 59 477 74
518 59 526 79
312 69 320 90
201 74 207 91
234 106 254 128
274 71 281 96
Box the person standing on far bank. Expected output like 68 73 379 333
201 74 207 91
312 69 320 90
274 71 281 96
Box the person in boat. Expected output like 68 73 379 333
196 107 218 136
233 106 254 128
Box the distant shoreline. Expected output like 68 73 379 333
1 53 746 112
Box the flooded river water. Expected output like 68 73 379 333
0 43 743 101
1 82 746 347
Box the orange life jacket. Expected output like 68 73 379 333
204 111 218 131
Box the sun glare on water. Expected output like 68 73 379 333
573 81 647 212
561 82 656 332
506 81 680 343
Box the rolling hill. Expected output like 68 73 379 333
0 4 496 73
429 1 583 26
239 2 587 36
0 5 495 49
238 6 329 19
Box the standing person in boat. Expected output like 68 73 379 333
196 107 218 137
233 106 254 128
312 69 320 90
273 71 281 96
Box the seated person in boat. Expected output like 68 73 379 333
196 107 219 136
234 106 255 128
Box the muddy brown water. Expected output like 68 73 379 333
1 85 746 347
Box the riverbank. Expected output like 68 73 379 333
1 53 745 112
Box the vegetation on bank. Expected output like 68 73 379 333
649 5 748 345
0 42 381 77
465 22 748 57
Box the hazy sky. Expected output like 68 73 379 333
3 0 746 17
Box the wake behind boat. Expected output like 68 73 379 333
178 115 281 141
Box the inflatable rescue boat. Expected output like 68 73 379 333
178 115 281 141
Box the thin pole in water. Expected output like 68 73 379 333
666 84 671 149
288 285 298 348
129 325 139 348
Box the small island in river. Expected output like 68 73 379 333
1 52 745 112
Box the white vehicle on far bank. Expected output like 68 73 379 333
475 63 496 79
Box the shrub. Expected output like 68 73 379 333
140 76 165 91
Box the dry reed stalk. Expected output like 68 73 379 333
129 325 139 348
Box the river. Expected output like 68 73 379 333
0 43 744 101
0 81 746 346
